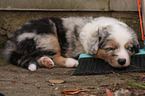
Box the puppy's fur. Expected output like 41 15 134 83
4 17 139 71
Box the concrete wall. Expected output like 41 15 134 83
0 0 138 11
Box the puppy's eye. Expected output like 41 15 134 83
127 47 134 52
104 47 116 51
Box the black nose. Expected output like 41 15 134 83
118 59 126 65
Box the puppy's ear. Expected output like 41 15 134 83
88 33 99 55
88 26 110 55
80 21 111 55
128 27 140 53
132 36 140 53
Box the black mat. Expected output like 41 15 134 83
72 55 145 76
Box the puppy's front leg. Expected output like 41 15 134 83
53 55 78 68
65 58 78 67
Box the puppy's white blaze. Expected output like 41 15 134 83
117 48 130 66
28 63 37 71
65 58 78 67
17 33 37 42
112 28 131 67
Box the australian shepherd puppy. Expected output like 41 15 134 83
4 17 140 71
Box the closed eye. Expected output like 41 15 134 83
104 47 116 51
127 47 134 52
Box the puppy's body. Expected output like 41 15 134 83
4 17 139 71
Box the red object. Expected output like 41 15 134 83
106 88 114 96
137 0 145 40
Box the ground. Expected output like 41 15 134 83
0 11 145 96
0 50 145 96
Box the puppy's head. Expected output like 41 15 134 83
94 35 139 68
80 17 140 68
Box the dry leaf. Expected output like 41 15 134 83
106 88 114 96
140 74 145 77
60 88 91 95
49 80 65 84
139 74 145 79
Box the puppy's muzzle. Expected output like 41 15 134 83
118 58 126 65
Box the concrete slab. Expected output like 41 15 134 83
110 0 138 11
0 0 139 11
0 0 109 11
0 56 145 96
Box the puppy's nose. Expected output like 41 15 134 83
118 59 126 65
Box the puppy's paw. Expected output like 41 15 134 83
37 56 55 68
65 58 78 67
28 63 37 71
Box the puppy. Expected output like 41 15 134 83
4 17 139 71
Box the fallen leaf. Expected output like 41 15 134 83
60 88 91 95
49 80 65 84
106 88 114 96
140 74 145 77
139 74 145 79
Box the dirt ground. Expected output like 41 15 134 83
0 49 145 96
